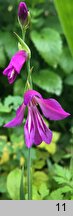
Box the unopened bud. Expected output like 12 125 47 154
18 2 28 26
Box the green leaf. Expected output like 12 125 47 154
49 185 72 200
30 8 44 18
59 186 72 193
54 164 72 182
52 131 60 142
7 168 24 200
54 0 73 57
0 46 6 68
32 186 41 200
30 28 62 67
53 149 65 163
0 112 16 126
0 175 7 193
0 117 4 126
49 186 72 200
49 188 63 200
33 160 45 170
13 79 25 96
4 95 23 110
20 166 25 200
54 176 68 184
34 171 48 188
47 13 62 33
59 48 73 74
26 0 44 6
0 102 11 113
32 69 62 96
65 73 73 86
0 31 17 58
31 17 45 29
39 183 49 199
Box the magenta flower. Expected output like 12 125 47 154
3 50 28 84
4 90 70 148
18 2 28 25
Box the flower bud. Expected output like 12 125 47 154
18 2 28 26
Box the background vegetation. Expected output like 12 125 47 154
0 0 73 200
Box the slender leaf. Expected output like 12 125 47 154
54 0 73 57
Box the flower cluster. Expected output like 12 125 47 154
2 2 70 149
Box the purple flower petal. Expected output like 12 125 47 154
32 107 42 145
10 50 28 74
3 50 28 84
33 107 52 144
8 70 17 84
3 64 13 75
3 65 17 84
24 106 35 148
34 124 42 145
4 103 25 128
24 89 42 105
37 98 70 120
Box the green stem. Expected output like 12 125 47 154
21 25 32 200
26 59 32 88
70 144 73 180
20 165 25 200
22 28 26 41
27 148 32 200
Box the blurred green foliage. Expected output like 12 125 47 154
0 0 73 200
